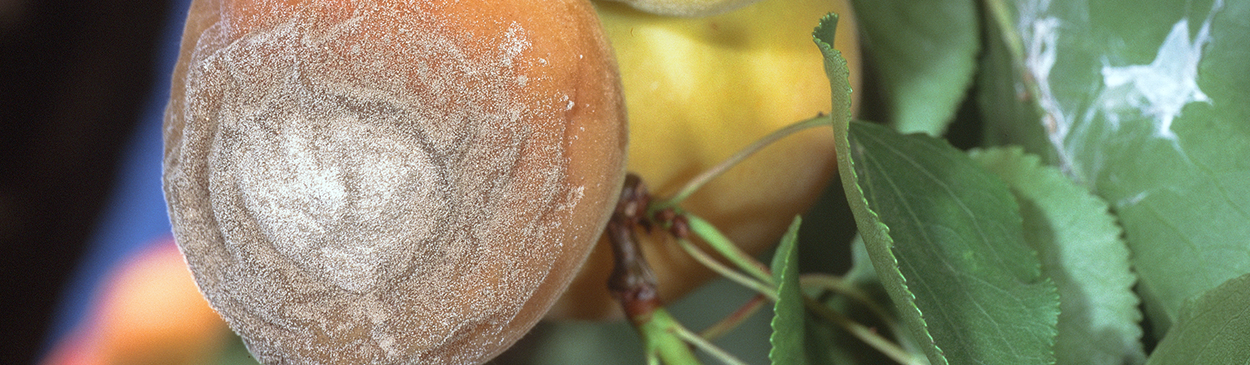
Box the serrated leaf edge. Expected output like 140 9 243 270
770 217 805 365
816 14 946 365
971 146 1144 365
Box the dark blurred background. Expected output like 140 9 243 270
1 0 172 362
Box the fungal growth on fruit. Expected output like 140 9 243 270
162 0 626 364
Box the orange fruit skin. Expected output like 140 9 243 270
548 0 861 320
164 0 625 363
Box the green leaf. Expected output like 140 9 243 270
972 147 1145 365
770 217 806 365
825 12 1060 362
813 13 853 125
808 15 891 365
1145 273 1250 364
849 0 979 135
820 12 1063 351
978 0 1250 334
846 121 1060 365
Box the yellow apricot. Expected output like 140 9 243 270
549 0 861 320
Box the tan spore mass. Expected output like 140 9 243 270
162 0 626 364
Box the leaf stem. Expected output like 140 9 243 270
799 274 896 329
983 0 1026 70
679 211 914 364
677 238 779 301
699 294 768 341
652 115 833 212
683 213 776 285
802 297 923 365
673 324 751 365
639 309 704 365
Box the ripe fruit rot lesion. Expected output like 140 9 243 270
164 1 625 364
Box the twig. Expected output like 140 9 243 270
610 174 758 365
699 295 768 341
606 175 701 365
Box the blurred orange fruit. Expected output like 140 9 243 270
41 239 230 365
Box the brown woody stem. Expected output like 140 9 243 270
606 174 700 365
